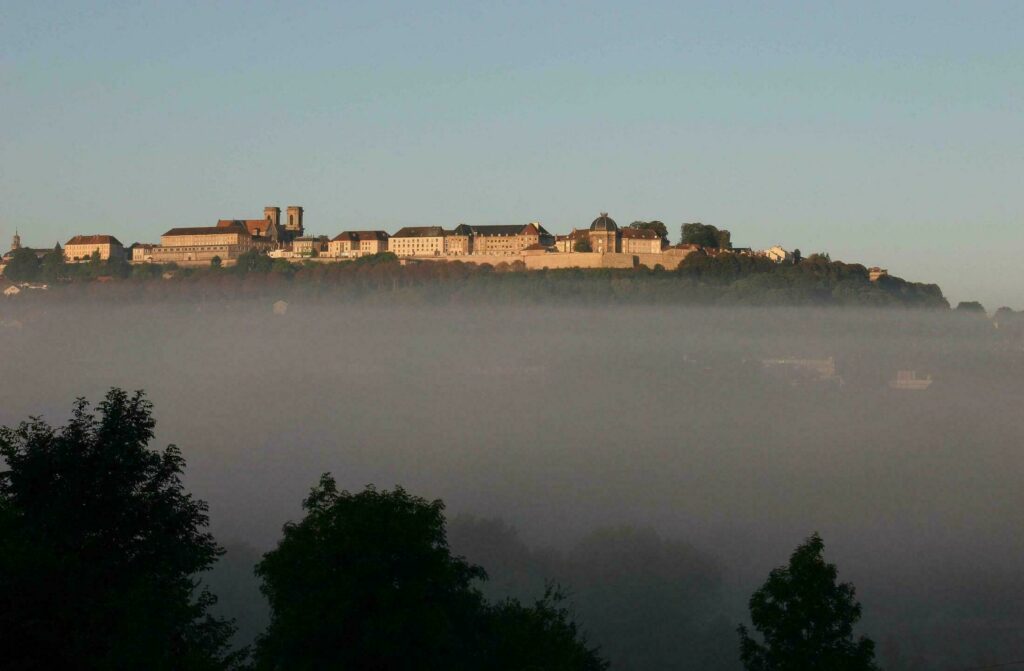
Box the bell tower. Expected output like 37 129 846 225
285 206 304 235
264 206 281 229
11 229 21 251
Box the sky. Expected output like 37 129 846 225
2 1 1022 307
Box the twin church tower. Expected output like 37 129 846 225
262 206 304 239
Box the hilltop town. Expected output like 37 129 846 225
2 205 826 274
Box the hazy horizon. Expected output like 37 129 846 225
3 2 1022 309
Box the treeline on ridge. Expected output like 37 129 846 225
6 248 947 308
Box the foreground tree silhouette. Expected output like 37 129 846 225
0 389 239 670
738 533 879 671
254 474 606 670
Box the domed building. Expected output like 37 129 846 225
588 212 620 253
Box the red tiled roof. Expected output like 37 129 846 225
218 219 275 236
66 234 123 246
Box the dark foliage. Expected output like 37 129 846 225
254 475 606 670
10 248 952 310
955 300 986 314
449 518 734 670
738 533 879 671
3 247 40 281
234 250 274 274
681 223 731 249
0 389 240 670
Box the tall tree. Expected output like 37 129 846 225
0 389 240 670
955 300 986 314
3 247 40 281
574 237 593 253
254 475 606 670
738 533 879 671
254 476 484 670
39 244 67 281
681 223 732 249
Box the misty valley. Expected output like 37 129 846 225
2 299 1022 670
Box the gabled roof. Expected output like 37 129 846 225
346 230 389 241
66 234 123 246
621 228 660 239
163 224 248 237
218 219 278 238
392 226 445 238
129 242 156 249
470 224 525 237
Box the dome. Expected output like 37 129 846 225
590 213 618 231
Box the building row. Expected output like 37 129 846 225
4 206 801 273
124 209 672 265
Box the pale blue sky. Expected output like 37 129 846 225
2 1 1022 306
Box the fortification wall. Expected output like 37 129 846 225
523 253 634 270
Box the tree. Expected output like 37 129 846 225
39 244 66 281
955 300 986 314
254 476 606 671
0 389 240 670
211 255 222 269
254 476 485 670
738 533 879 671
567 526 729 670
234 250 273 274
106 255 132 279
574 237 593 253
2 247 40 281
681 223 731 249
483 587 608 671
629 221 669 241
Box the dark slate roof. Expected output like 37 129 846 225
470 224 525 237
392 226 445 238
348 230 389 241
590 213 618 231
621 228 660 239
163 224 248 237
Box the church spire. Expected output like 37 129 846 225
11 229 21 251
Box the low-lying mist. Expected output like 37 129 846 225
2 297 1021 670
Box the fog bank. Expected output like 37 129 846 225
2 299 1021 669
